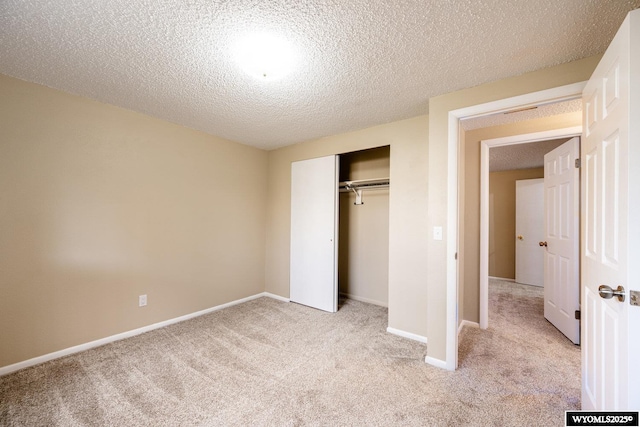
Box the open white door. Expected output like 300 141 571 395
543 137 580 344
581 9 640 410
515 178 544 287
290 155 339 313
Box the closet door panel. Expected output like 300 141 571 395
290 155 338 312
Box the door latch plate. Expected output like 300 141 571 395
630 290 640 307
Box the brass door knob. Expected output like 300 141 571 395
539 241 547 247
517 235 524 240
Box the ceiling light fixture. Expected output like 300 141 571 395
233 33 296 81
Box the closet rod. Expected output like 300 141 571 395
338 177 390 192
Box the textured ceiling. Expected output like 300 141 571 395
490 138 570 172
1 1 639 150
464 97 582 171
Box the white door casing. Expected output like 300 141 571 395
478 126 582 330
515 179 544 287
581 9 640 410
543 137 580 344
290 155 339 313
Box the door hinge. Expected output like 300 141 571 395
575 158 581 169
454 252 458 260
575 310 581 320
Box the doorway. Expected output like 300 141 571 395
439 82 587 370
338 146 390 307
477 127 582 331
475 134 582 345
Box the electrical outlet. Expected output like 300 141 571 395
139 294 147 307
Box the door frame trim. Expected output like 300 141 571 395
444 81 587 370
479 127 582 329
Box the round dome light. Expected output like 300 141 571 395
233 33 296 81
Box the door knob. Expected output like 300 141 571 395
517 235 523 240
598 285 626 302
539 241 547 247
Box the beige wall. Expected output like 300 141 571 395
0 74 268 368
265 116 429 338
461 113 581 324
1 54 603 370
428 56 599 362
339 147 390 306
488 168 545 279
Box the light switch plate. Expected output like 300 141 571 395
433 226 443 241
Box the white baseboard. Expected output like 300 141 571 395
340 292 388 307
263 292 290 302
386 327 428 344
489 276 515 282
0 292 285 377
458 320 480 335
489 277 543 288
424 355 449 370
523 282 543 288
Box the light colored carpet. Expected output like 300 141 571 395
1 280 580 426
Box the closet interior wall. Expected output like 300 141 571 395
338 146 390 307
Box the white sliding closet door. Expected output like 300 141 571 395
290 155 339 312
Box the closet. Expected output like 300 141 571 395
290 146 390 312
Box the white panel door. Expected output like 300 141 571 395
515 178 544 287
290 155 339 313
581 9 640 410
543 137 580 344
